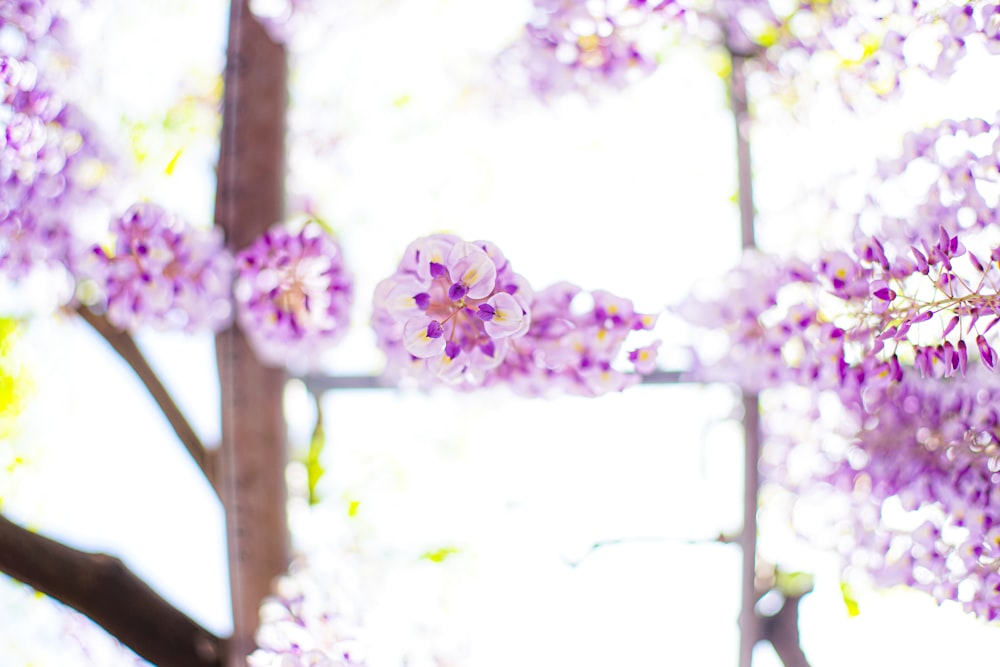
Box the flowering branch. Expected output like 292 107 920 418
0 512 225 667
74 305 218 493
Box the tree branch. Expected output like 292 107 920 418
0 512 225 667
75 306 219 495
762 593 812 667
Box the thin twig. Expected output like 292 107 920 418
565 533 734 568
75 306 218 495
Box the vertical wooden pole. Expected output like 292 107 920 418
730 52 762 667
214 2 289 664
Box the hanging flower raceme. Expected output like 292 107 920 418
234 221 353 371
80 203 234 333
679 137 1000 400
374 234 661 395
768 368 1000 621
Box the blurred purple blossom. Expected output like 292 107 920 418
0 1 114 282
498 0 1000 105
80 203 234 333
490 282 661 397
497 0 683 100
767 367 1000 620
248 559 366 667
234 221 353 371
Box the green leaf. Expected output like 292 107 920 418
305 395 325 506
421 546 460 563
164 148 183 175
347 499 361 517
840 581 860 617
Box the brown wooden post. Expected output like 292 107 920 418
214 2 290 664
730 51 763 667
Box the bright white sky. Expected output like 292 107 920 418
3 0 1000 665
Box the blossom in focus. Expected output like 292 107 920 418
81 203 234 333
234 221 353 371
375 235 661 395
372 234 531 388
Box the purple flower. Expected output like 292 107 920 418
248 559 366 667
628 340 661 374
0 55 111 282
766 367 1000 620
375 235 660 395
0 1 124 287
81 203 234 333
372 234 531 387
490 282 661 397
234 221 353 371
496 0 682 100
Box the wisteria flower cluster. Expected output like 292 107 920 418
490 281 660 396
79 206 354 370
679 115 1000 400
497 0 683 100
373 234 659 395
859 114 1000 243
373 234 533 386
248 561 366 667
767 369 1000 620
80 203 234 333
234 221 353 371
0 0 65 46
694 0 1000 107
0 6 110 281
500 0 1000 106
718 0 998 73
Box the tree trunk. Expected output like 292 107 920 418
214 2 290 665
